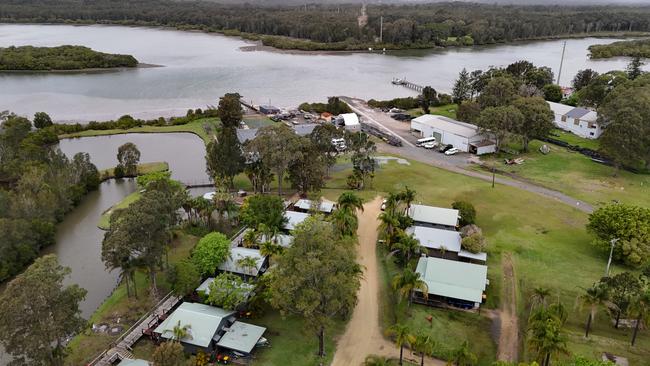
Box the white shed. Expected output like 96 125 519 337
341 113 360 131
410 115 495 154
547 101 602 139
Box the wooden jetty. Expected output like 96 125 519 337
391 77 424 93
88 292 182 366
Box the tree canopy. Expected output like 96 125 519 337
0 45 138 70
191 232 231 275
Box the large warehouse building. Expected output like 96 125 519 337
410 115 496 155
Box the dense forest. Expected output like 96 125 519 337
0 45 138 71
0 112 100 282
1 1 650 50
589 38 650 59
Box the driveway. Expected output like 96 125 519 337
341 97 594 214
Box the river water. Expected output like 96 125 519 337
0 24 645 122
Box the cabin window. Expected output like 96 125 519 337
574 118 580 126
561 115 567 122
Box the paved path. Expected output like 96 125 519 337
331 198 445 366
342 97 594 214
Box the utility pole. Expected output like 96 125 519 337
605 238 619 277
557 41 567 85
380 16 383 43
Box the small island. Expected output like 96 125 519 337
589 38 650 59
0 45 139 71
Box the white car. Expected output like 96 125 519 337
444 147 461 156
422 142 437 149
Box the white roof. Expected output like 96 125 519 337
283 211 310 230
581 110 598 122
547 101 574 115
341 113 360 126
259 233 293 248
154 302 235 347
203 192 216 200
218 247 267 276
294 199 336 213
407 204 459 227
415 257 488 303
458 250 488 262
216 321 267 354
411 115 479 138
406 225 461 252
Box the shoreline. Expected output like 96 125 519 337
2 21 649 55
0 62 162 74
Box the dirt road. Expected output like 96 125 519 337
497 253 519 362
331 197 445 366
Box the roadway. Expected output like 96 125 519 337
341 97 594 214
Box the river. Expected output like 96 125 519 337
0 24 645 122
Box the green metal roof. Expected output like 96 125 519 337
216 321 267 354
415 256 487 303
154 302 235 347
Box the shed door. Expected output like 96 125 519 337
432 131 442 142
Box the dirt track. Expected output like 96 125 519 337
497 253 519 362
331 197 445 366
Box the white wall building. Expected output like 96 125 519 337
547 101 602 139
410 115 495 155
341 113 360 131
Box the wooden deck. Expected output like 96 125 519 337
89 293 182 366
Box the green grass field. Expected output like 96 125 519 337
59 118 221 144
551 129 601 151
99 161 168 181
477 139 650 207
407 104 458 119
97 190 141 230
322 157 650 364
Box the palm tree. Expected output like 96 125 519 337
242 229 258 248
392 268 428 307
527 302 569 366
384 192 401 216
630 289 650 346
576 283 615 338
237 256 258 281
412 332 436 366
530 287 552 309
259 240 284 261
448 341 477 366
363 355 392 366
387 324 414 365
171 320 191 342
379 211 401 248
330 207 359 238
337 192 364 213
392 234 424 267
399 186 417 210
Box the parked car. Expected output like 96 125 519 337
423 142 437 149
445 147 461 155
381 199 387 211
438 144 454 153
389 107 405 114
391 113 412 121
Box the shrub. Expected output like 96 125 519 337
452 201 476 226
113 164 125 178
191 232 231 275
461 232 487 253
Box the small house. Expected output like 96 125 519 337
410 115 496 155
341 113 361 131
293 199 336 215
407 204 459 230
413 256 488 309
547 101 602 139
283 211 310 232
154 302 267 355
218 247 269 278
406 225 486 264
293 123 319 136
236 128 259 144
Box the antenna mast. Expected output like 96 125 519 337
557 41 567 85
380 16 383 43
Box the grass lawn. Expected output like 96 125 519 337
99 161 169 181
247 307 346 366
407 104 458 119
59 118 220 144
97 190 141 229
244 116 275 128
65 232 200 366
476 139 650 207
550 129 600 151
322 157 650 364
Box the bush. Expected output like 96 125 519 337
191 232 231 275
452 201 476 226
461 232 487 253
368 97 419 110
113 164 125 178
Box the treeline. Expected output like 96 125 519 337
0 112 100 282
51 108 218 135
298 97 352 115
589 38 650 59
0 45 138 71
2 0 650 50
